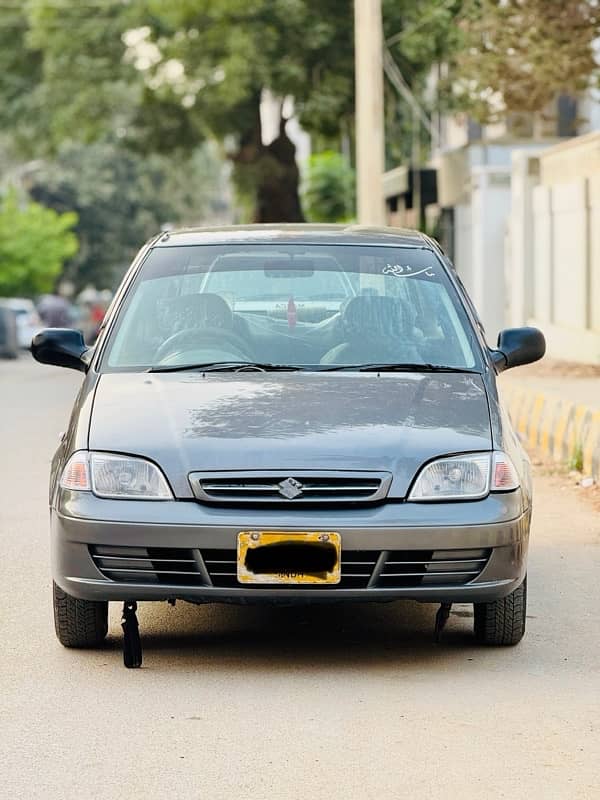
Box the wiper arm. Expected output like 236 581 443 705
356 363 480 373
147 361 303 373
317 363 478 373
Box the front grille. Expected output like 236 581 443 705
89 545 490 590
189 471 392 506
90 545 203 585
202 549 380 589
377 548 491 588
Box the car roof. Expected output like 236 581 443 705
153 224 433 249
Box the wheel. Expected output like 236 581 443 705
473 575 527 646
53 581 108 648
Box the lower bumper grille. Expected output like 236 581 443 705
90 545 203 586
201 547 491 589
378 548 491 588
202 549 380 589
90 545 491 590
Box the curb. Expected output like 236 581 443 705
501 386 600 480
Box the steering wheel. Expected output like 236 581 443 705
155 326 252 362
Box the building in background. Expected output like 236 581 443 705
385 81 600 361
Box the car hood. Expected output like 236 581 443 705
89 372 492 499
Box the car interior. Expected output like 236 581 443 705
106 250 476 369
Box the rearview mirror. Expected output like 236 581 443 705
31 328 90 372
490 327 545 373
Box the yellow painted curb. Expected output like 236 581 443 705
501 386 600 479
583 410 600 476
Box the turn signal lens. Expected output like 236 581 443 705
59 452 91 491
492 453 520 491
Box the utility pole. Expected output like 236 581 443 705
354 0 386 226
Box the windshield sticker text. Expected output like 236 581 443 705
382 264 435 279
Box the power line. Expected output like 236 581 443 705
383 47 439 149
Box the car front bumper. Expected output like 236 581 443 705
53 490 530 604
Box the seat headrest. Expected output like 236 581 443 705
169 292 232 329
342 295 409 338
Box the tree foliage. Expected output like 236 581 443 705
0 0 462 223
450 0 600 122
0 190 78 297
9 0 590 228
302 151 355 223
27 140 227 291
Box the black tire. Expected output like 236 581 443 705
473 576 527 646
53 581 108 648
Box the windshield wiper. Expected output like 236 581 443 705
316 363 479 373
147 361 303 373
356 363 479 373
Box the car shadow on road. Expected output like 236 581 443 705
100 599 484 671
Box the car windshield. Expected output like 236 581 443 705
103 244 479 371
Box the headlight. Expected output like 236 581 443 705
408 452 519 501
60 452 172 500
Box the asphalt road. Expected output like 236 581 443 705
1 357 599 799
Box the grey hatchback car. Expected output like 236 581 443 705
33 225 545 665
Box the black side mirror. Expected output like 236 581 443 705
31 328 90 372
490 327 546 373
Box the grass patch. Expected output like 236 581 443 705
567 443 584 473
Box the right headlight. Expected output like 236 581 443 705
60 451 173 500
408 452 519 502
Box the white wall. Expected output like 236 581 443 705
590 174 600 333
514 133 600 363
551 181 589 329
453 203 473 293
506 152 541 326
531 185 553 323
471 168 512 339
453 168 513 342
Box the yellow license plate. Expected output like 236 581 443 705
237 531 341 585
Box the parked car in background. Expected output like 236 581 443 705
32 225 546 667
0 301 19 359
2 298 44 349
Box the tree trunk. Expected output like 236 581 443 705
232 103 305 223
254 117 304 223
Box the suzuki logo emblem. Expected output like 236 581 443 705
277 477 304 500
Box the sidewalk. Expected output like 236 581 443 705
498 360 600 479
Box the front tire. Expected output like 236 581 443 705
53 581 108 648
473 576 527 646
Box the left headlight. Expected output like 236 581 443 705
408 452 519 502
60 451 173 500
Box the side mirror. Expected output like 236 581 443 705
31 328 90 372
490 327 546 373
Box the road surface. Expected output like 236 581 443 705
1 357 599 799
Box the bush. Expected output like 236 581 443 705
302 151 355 223
0 190 78 297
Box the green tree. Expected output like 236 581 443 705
0 5 43 156
26 140 227 291
21 0 356 222
450 0 600 123
302 151 355 223
0 0 461 223
0 190 78 297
